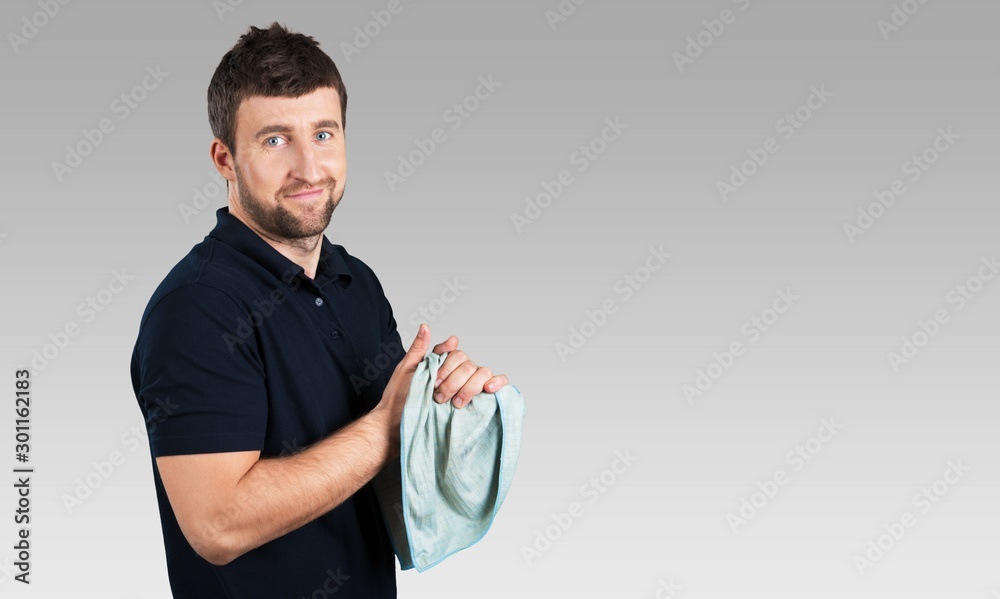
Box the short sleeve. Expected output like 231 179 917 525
381 291 404 372
132 283 267 457
352 254 404 386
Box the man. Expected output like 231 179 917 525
130 22 508 598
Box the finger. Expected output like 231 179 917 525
452 366 495 408
396 323 430 376
484 374 508 393
432 335 459 356
433 357 475 404
433 349 468 391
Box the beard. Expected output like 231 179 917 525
234 163 341 241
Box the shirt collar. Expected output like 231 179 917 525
208 207 352 289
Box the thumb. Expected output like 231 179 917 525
397 323 430 374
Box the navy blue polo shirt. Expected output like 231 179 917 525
130 207 403 598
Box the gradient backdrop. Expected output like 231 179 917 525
1 0 998 597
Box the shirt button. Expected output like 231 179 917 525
331 330 339 338
315 297 324 307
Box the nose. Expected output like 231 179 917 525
290 139 323 185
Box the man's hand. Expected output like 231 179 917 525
373 323 509 449
371 322 432 454
426 325 509 409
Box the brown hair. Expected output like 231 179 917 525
207 21 348 158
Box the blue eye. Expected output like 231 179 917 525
316 131 331 141
266 137 284 147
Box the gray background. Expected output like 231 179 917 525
1 0 998 596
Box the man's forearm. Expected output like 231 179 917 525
207 408 397 565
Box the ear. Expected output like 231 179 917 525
209 138 236 186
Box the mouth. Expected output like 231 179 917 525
287 188 325 201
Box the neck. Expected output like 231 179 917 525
229 209 323 279
258 230 323 280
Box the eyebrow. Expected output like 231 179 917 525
254 119 341 139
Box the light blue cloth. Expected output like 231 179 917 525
372 351 525 572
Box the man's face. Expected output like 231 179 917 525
227 86 346 242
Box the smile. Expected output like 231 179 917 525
287 188 325 200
